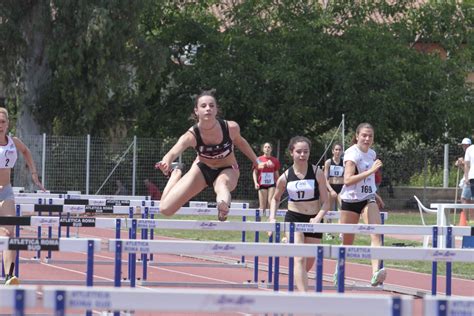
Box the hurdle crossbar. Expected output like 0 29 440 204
109 240 473 262
0 287 37 309
16 204 131 215
0 237 101 253
41 286 412 315
3 216 470 238
423 295 474 316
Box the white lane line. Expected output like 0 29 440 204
27 256 257 316
24 250 243 285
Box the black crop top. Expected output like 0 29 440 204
285 162 320 202
191 119 233 159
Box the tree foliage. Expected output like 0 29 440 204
0 0 472 147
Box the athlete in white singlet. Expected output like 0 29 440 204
0 107 45 285
337 123 386 287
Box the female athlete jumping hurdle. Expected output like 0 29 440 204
156 90 263 221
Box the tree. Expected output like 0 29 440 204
1 1 168 136
0 1 51 137
151 0 473 146
1 0 472 146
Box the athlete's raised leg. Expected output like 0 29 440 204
159 164 207 216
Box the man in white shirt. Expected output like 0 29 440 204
461 138 474 222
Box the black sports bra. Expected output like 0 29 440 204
190 119 233 159
285 163 320 202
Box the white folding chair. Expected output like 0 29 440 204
413 195 438 247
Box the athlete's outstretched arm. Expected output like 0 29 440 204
156 131 196 175
12 137 45 191
228 121 260 167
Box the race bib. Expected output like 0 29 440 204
355 178 377 197
261 172 275 185
287 179 316 201
329 165 344 177
360 185 374 194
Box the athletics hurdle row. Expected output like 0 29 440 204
1 222 471 295
6 233 466 299
110 234 474 294
4 207 387 284
115 216 464 295
1 207 335 284
12 201 252 271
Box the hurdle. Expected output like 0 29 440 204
139 206 386 271
293 223 474 295
0 237 101 286
131 217 399 288
424 295 474 316
41 286 413 315
0 286 36 315
113 214 389 288
4 286 474 315
12 204 130 266
15 193 150 200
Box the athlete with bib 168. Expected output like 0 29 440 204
0 108 45 285
268 136 330 292
335 122 386 287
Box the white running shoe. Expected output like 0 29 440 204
370 268 387 286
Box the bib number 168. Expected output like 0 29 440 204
361 185 372 194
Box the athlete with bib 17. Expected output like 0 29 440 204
268 136 330 292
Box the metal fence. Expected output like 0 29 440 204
13 134 466 210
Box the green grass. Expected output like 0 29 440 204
146 212 473 280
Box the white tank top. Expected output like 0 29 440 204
340 145 377 201
0 136 18 169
